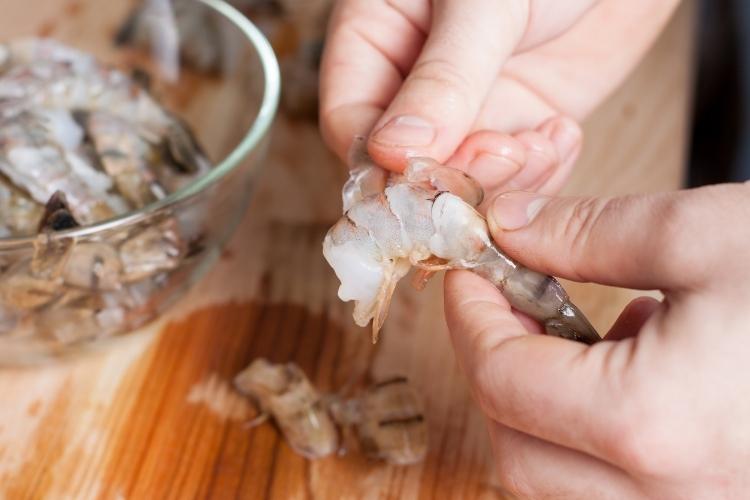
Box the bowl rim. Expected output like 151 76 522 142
0 0 281 250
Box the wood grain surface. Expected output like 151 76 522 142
0 1 693 499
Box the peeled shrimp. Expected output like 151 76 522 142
323 139 600 344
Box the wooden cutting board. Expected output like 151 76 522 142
0 1 693 498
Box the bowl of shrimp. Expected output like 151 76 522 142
0 0 280 362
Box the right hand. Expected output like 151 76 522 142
320 0 680 199
444 183 750 498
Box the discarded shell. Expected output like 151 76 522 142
332 376 427 465
234 358 339 459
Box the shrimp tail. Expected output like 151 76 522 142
475 258 601 344
544 302 600 344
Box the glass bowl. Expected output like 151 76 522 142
0 0 280 362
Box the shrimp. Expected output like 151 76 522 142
0 38 164 128
0 111 125 224
74 110 166 207
0 191 180 312
323 139 600 344
0 173 43 236
0 192 75 310
118 223 183 283
0 38 209 165
0 38 209 220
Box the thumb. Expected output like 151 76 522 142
366 0 527 171
485 185 750 291
366 0 600 172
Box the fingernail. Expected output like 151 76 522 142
371 115 436 147
467 153 522 189
489 192 549 231
549 121 581 163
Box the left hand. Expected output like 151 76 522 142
320 0 679 199
445 185 750 499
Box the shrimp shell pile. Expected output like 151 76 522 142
323 139 600 344
234 358 427 464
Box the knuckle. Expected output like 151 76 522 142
407 58 476 109
469 343 503 416
497 465 536 499
494 437 536 498
649 195 708 285
606 390 677 476
468 336 522 421
558 197 612 280
607 418 657 475
613 422 670 476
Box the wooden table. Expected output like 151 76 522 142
0 2 693 498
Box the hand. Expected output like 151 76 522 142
320 0 679 198
444 184 750 498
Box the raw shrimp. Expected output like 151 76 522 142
0 192 76 310
0 111 126 224
0 38 160 124
0 174 43 236
45 219 182 291
0 191 182 314
0 38 212 344
119 223 183 283
74 110 166 207
323 139 600 344
0 38 210 173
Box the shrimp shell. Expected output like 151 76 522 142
234 358 339 459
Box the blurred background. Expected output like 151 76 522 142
690 0 750 185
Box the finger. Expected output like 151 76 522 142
319 104 384 163
604 296 661 341
444 270 639 467
534 116 583 194
319 0 428 161
367 0 527 171
511 309 545 335
514 0 602 51
505 130 557 191
488 423 639 499
446 116 581 204
443 270 524 364
472 73 558 133
486 185 750 290
445 131 526 192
